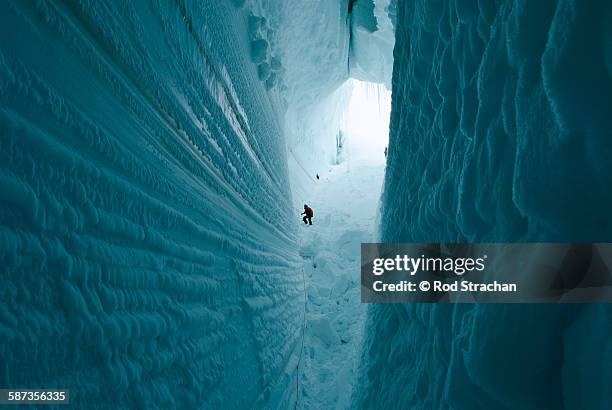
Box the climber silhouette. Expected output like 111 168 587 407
301 204 313 225
316 173 320 180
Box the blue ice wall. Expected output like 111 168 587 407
357 0 612 408
0 1 303 408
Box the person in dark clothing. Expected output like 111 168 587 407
302 204 313 225
384 147 387 157
316 173 320 180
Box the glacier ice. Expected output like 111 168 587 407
349 0 396 89
0 1 304 408
1 0 611 408
355 0 612 409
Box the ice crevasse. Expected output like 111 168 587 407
0 0 611 409
0 0 375 407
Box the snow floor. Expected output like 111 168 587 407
297 138 386 409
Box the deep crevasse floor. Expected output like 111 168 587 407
297 140 386 409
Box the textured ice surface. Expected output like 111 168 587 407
0 0 394 408
0 1 303 408
355 0 612 409
349 0 396 88
237 0 354 207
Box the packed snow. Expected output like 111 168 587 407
297 81 389 409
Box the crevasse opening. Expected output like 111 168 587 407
341 80 391 161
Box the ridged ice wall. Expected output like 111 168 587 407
0 1 303 408
357 0 612 409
